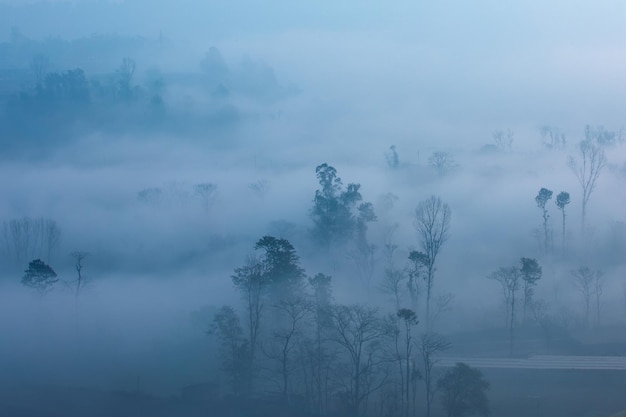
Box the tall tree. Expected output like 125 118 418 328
414 195 451 326
570 266 601 329
437 362 490 417
555 191 571 255
330 304 388 417
254 235 305 296
231 255 266 396
397 309 419 417
520 258 542 323
210 306 250 397
420 332 451 417
535 188 553 253
568 128 607 236
488 266 521 355
69 251 88 301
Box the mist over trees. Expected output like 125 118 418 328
1 2 626 417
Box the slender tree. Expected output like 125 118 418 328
535 188 553 253
414 196 451 327
397 309 419 417
571 266 598 328
488 266 521 355
420 332 451 417
520 258 542 324
555 191 571 255
568 128 607 236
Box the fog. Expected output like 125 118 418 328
1 1 626 416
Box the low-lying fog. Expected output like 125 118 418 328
1 0 626 412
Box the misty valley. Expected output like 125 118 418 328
2 2 626 417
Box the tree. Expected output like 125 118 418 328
210 305 250 397
414 195 451 326
420 332 451 417
406 250 428 313
397 309 419 417
437 362 490 417
266 294 311 403
193 183 218 211
231 255 266 396
254 236 305 298
555 191 571 255
330 304 388 417
568 128 607 236
428 152 458 177
571 266 600 328
386 145 399 169
493 129 514 151
30 54 49 86
540 125 566 150
22 259 58 294
379 243 406 311
310 163 374 247
520 258 542 324
535 188 553 253
116 57 136 100
488 266 521 355
306 273 334 415
69 251 88 300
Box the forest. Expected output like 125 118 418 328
2 1 626 417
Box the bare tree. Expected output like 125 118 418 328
568 128 607 236
231 255 266 396
428 152 457 177
555 191 571 255
2 217 61 265
210 305 250 397
493 129 514 151
193 183 218 211
248 180 270 200
397 309 419 417
414 196 451 327
379 243 405 311
330 304 388 417
420 332 451 417
30 54 49 85
593 270 604 326
488 266 521 355
265 294 311 403
540 125 566 150
69 251 88 300
571 266 600 328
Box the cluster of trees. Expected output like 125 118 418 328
211 234 488 417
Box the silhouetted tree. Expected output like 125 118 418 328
22 259 58 294
488 266 521 355
311 163 374 247
568 128 607 236
535 188 553 253
420 332 451 417
69 251 88 300
231 255 266 395
437 362 490 417
414 195 451 327
520 258 542 323
571 266 601 328
555 191 571 255
30 54 49 86
397 309 419 417
407 250 428 313
330 304 388 417
210 305 250 397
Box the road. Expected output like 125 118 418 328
436 355 626 370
